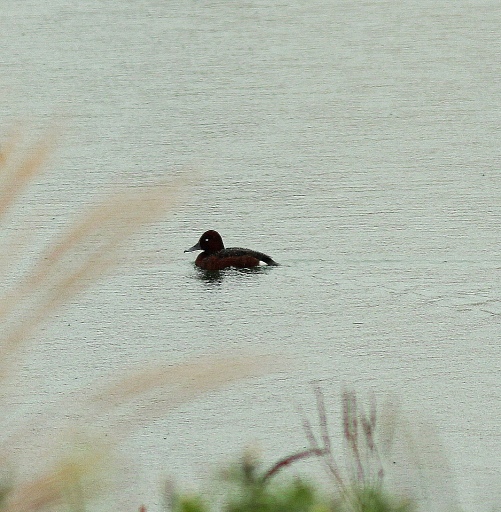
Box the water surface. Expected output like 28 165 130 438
1 1 500 510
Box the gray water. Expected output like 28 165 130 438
1 1 500 511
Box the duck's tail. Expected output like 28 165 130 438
262 255 279 266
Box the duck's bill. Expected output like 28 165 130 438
184 242 201 253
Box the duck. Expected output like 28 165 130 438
185 230 278 271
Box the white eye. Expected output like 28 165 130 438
204 238 209 242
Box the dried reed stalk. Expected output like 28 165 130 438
89 353 278 437
0 130 183 380
3 449 104 512
0 127 55 220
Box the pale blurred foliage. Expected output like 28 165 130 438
377 398 461 512
0 127 182 379
2 447 106 512
0 129 274 511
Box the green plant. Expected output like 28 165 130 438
170 453 331 512
168 390 416 512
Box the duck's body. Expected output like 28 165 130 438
185 230 278 271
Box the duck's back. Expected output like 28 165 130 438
220 247 278 266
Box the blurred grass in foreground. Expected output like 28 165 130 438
0 128 276 511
